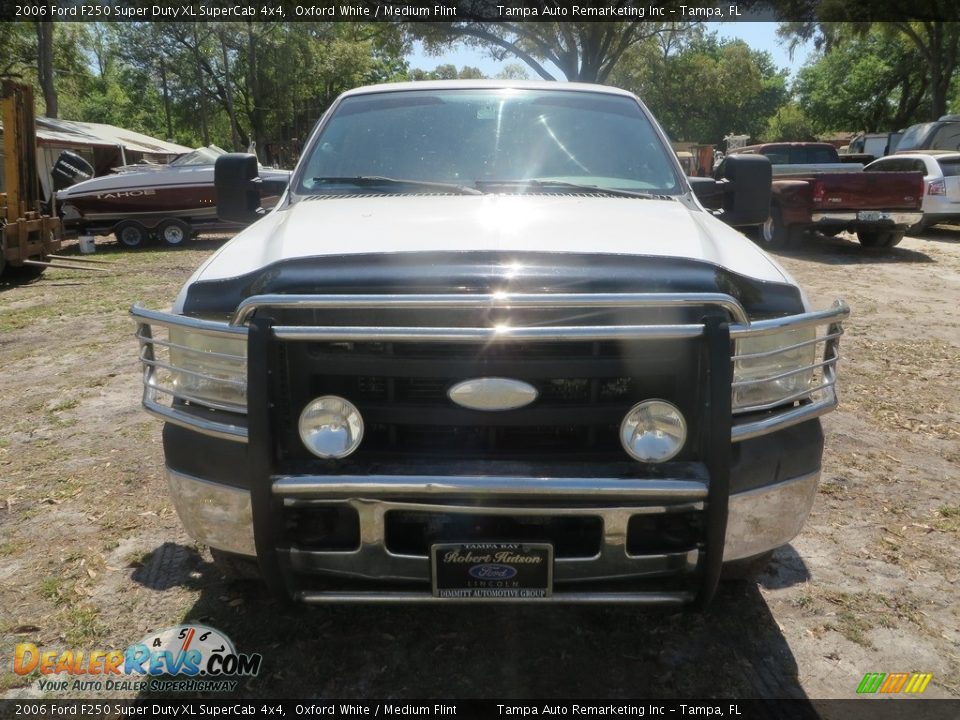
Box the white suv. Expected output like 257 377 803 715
867 152 960 231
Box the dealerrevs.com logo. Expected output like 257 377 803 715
14 624 262 693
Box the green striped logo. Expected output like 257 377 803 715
857 673 933 694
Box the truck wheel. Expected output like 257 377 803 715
210 548 262 582
720 550 774 581
857 230 904 248
157 218 191 247
759 205 792 249
114 220 149 249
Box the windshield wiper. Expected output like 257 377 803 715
311 176 482 195
475 179 664 199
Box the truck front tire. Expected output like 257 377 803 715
759 205 795 249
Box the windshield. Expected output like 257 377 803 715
296 88 681 195
897 123 936 152
760 146 837 164
171 145 227 167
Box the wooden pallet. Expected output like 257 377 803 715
1 214 63 265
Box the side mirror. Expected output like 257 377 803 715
215 153 263 224
689 176 724 211
715 154 772 227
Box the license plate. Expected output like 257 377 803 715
858 210 887 222
431 542 553 598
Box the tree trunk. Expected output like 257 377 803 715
246 22 267 155
36 19 57 118
190 26 210 146
929 23 947 119
158 56 174 140
217 30 242 151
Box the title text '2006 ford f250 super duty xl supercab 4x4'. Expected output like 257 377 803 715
132 81 849 607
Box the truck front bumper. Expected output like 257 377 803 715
168 465 819 603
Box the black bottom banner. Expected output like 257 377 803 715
2 699 959 720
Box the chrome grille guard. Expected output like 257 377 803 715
131 293 849 445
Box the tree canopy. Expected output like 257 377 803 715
611 31 789 145
774 1 960 120
792 28 930 133
413 20 677 82
4 18 959 158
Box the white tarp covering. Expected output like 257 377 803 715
0 117 192 200
33 117 192 155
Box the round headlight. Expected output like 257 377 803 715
620 400 687 463
298 396 364 459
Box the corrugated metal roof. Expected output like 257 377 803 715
0 117 192 155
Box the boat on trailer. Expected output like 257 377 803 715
55 145 290 248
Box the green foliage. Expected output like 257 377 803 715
0 22 36 78
612 32 789 145
495 63 530 80
407 64 487 80
2 22 409 160
793 29 929 133
762 102 819 142
412 21 675 82
776 13 960 121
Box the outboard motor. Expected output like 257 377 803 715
51 150 94 191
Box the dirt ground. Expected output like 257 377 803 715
1 227 958 701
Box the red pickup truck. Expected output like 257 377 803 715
725 142 923 249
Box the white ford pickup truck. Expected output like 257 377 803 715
132 81 848 606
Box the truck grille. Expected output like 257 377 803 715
273 337 705 465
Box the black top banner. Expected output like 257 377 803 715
3 0 960 24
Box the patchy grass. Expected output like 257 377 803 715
813 588 931 648
793 595 815 610
126 549 153 568
827 611 874 647
0 672 32 693
934 506 960 533
0 541 26 557
39 576 66 605
62 606 107 646
50 397 80 413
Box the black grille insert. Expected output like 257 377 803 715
275 336 704 465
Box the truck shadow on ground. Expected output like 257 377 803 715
56 236 231 258
770 233 934 266
131 543 812 700
914 225 960 243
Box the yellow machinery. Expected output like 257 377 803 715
1 79 101 276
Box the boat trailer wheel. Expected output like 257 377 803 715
114 221 149 249
157 219 192 247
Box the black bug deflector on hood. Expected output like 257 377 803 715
181 252 804 319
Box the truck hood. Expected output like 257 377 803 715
178 194 803 316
